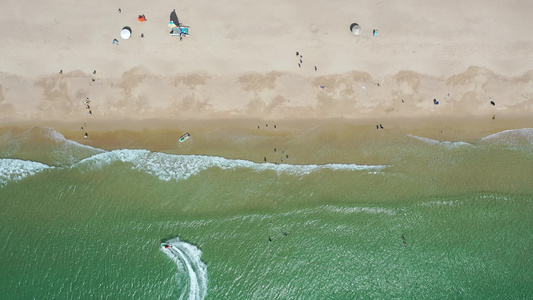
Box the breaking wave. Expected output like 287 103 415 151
74 149 388 182
480 128 533 151
407 134 472 148
161 238 208 300
0 158 53 187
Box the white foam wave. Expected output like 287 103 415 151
41 127 103 151
161 238 208 300
75 149 388 181
420 200 463 207
480 128 533 150
0 158 53 186
481 128 533 141
407 134 471 148
321 205 398 215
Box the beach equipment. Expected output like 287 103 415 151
179 132 191 142
373 29 379 36
120 27 132 39
169 9 189 37
138 15 147 22
171 27 189 36
350 23 361 36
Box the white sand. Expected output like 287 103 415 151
0 0 532 123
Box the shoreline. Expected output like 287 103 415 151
1 116 531 165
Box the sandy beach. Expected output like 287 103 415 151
1 0 532 145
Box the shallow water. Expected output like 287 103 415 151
0 127 532 299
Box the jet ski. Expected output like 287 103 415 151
161 243 172 249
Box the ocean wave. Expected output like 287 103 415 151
480 128 533 150
0 158 53 187
0 127 105 166
74 149 388 182
321 205 398 215
419 200 463 207
161 238 208 300
407 134 471 148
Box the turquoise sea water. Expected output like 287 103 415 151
1 127 533 299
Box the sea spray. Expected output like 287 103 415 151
161 238 208 300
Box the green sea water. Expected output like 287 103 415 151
0 127 532 299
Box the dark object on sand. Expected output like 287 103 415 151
490 101 495 106
433 99 439 105
264 157 267 162
380 124 384 129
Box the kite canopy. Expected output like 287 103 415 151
121 27 131 39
